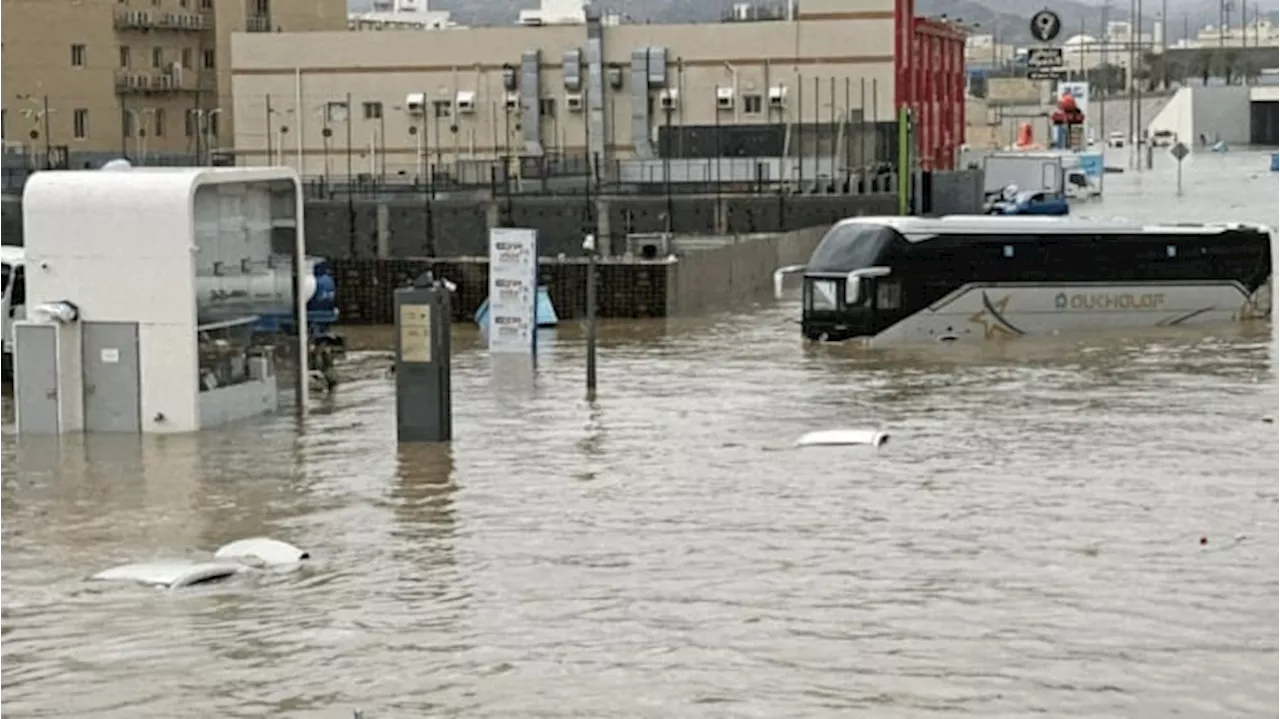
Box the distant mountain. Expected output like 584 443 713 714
348 0 1279 43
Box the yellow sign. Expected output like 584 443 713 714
1060 293 1166 311
398 304 432 363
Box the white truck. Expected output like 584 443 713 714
0 244 25 381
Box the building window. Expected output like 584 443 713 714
742 94 763 114
119 46 131 68
185 110 195 137
71 44 86 67
202 49 215 69
123 110 134 138
73 109 89 139
200 0 212 7
208 112 219 136
362 101 382 120
152 47 164 68
181 47 193 69
326 101 349 123
179 0 189 6
539 97 556 118
154 108 166 137
254 0 270 15
431 100 451 118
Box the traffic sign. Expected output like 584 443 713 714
1171 141 1189 196
1030 9 1063 43
1027 47 1065 68
1027 69 1068 80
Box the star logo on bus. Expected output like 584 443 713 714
968 293 1023 339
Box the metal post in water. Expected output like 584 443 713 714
584 234 598 400
394 272 453 442
1175 156 1182 196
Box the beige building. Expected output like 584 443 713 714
1 0 346 162
230 0 901 178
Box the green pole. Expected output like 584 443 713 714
896 106 910 215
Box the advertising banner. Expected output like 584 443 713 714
487 227 538 355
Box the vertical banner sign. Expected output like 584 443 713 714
487 227 538 354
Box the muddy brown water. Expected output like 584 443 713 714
2 151 1277 718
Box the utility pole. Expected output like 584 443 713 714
42 95 51 168
1135 0 1144 166
1127 0 1138 169
1219 0 1226 46
1101 0 1109 136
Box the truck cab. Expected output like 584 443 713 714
1 246 26 378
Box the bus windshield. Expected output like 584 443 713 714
1 263 10 296
806 223 893 273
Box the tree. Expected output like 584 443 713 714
1188 50 1214 85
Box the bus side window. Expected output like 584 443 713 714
876 280 902 310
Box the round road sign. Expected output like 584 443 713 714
1030 9 1063 43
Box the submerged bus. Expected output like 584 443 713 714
777 216 1273 344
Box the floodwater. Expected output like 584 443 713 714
3 151 1278 718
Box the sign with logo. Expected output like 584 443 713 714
1054 292 1166 311
487 227 538 354
1056 81 1090 139
1027 47 1065 68
1030 9 1063 42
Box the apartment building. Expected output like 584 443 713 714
230 0 967 177
1 0 346 163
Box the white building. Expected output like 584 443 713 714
349 0 456 30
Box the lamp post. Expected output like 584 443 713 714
16 94 52 169
205 108 223 165
268 105 295 167
583 232 598 400
126 108 155 164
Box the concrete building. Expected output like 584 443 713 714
1175 20 1279 49
1147 83 1279 145
230 0 967 179
348 0 457 31
0 0 346 163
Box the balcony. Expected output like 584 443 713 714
114 70 208 95
246 14 272 32
114 10 212 32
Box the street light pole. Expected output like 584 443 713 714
583 233 598 400
42 95 51 168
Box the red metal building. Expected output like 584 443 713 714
893 0 967 170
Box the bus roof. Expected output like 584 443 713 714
840 215 1272 241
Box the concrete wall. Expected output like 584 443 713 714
3 168 986 255
665 225 830 316
302 192 903 260
1191 86 1253 145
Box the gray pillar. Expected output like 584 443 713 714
394 273 453 443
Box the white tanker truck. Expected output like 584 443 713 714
2 247 340 380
